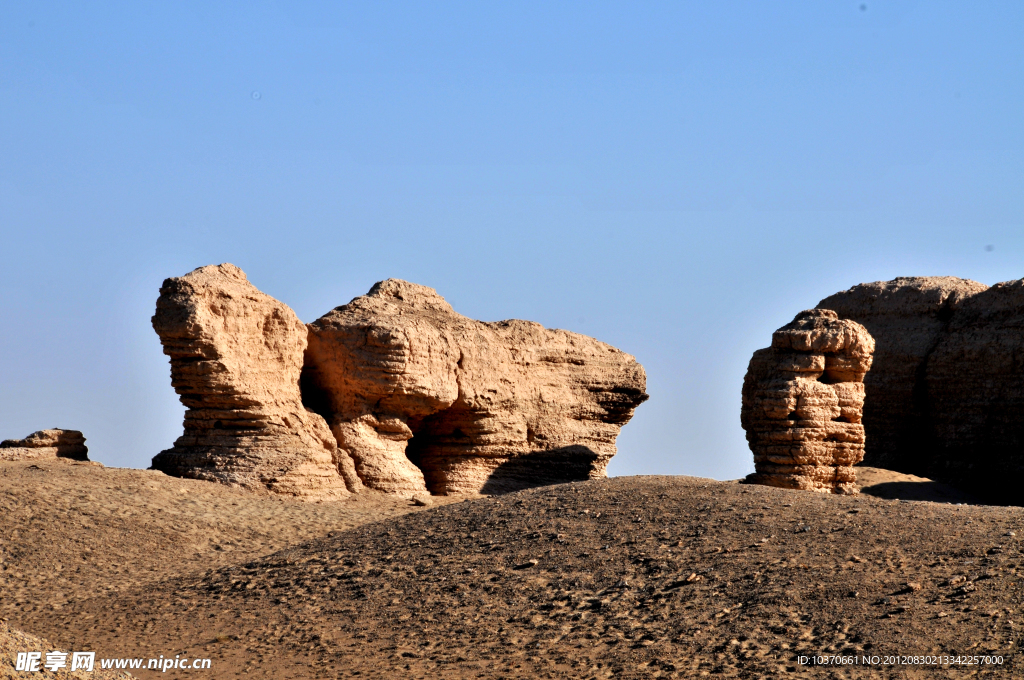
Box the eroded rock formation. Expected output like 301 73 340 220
924 281 1024 499
150 264 359 499
0 429 88 461
151 266 647 498
808 275 1024 503
302 279 649 495
816 277 987 471
741 309 874 494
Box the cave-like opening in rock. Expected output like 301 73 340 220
403 408 474 495
298 364 332 423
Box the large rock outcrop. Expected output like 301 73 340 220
817 277 988 472
811 275 1024 503
150 264 359 499
741 309 874 494
151 266 648 498
921 280 1024 502
302 279 649 495
0 429 88 462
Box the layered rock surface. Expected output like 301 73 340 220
151 266 647 498
150 264 358 499
816 277 987 472
0 429 88 462
923 279 1024 502
810 275 1024 503
302 279 649 495
741 309 874 494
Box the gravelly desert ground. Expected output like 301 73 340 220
0 459 461 614
2 458 1021 679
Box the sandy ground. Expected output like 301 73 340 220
2 459 1020 678
0 459 463 613
0 621 131 679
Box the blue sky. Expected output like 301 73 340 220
2 2 1022 480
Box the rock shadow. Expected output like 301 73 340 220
478 446 602 496
855 466 983 504
858 480 982 504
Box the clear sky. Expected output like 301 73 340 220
2 2 1022 480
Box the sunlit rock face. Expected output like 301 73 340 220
150 266 648 499
302 279 649 496
742 309 874 494
150 264 359 499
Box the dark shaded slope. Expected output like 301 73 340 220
926 280 1024 504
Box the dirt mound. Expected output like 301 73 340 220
11 470 1019 679
0 458 463 625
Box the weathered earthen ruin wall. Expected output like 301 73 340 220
150 264 359 499
0 429 88 462
924 281 1024 499
810 275 1024 503
816 277 988 472
152 266 647 498
741 309 874 494
302 279 649 495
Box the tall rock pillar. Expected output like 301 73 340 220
151 264 360 498
741 309 874 494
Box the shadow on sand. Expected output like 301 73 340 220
479 445 601 496
855 466 983 504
